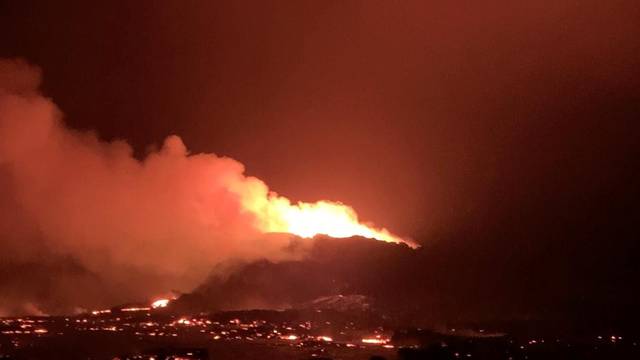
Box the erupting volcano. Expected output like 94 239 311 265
236 189 414 247
2 1 640 358
0 58 414 315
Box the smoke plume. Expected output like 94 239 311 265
0 58 317 315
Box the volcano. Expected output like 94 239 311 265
170 229 640 333
172 235 419 315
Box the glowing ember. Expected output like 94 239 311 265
362 337 389 345
280 334 298 341
317 335 333 342
151 299 170 309
176 318 192 325
91 309 111 315
234 183 416 247
121 307 150 312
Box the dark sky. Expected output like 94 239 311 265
1 1 640 318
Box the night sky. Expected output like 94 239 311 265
1 1 639 319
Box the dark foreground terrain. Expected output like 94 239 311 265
2 307 639 360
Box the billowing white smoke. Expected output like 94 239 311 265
0 59 304 315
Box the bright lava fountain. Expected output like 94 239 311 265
233 181 416 248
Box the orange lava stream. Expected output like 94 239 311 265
233 178 415 247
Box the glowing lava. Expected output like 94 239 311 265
151 299 170 309
233 179 416 247
362 336 390 345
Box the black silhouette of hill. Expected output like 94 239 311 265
173 236 418 314
173 231 640 334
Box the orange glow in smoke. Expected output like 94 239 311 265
235 184 416 247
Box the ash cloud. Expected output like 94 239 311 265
0 58 302 315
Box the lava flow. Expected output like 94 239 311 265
233 181 416 248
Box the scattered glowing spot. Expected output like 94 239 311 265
91 309 111 315
176 318 192 325
121 307 150 312
151 299 170 309
362 337 389 345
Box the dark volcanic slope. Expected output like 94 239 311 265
174 236 418 313
176 232 640 332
